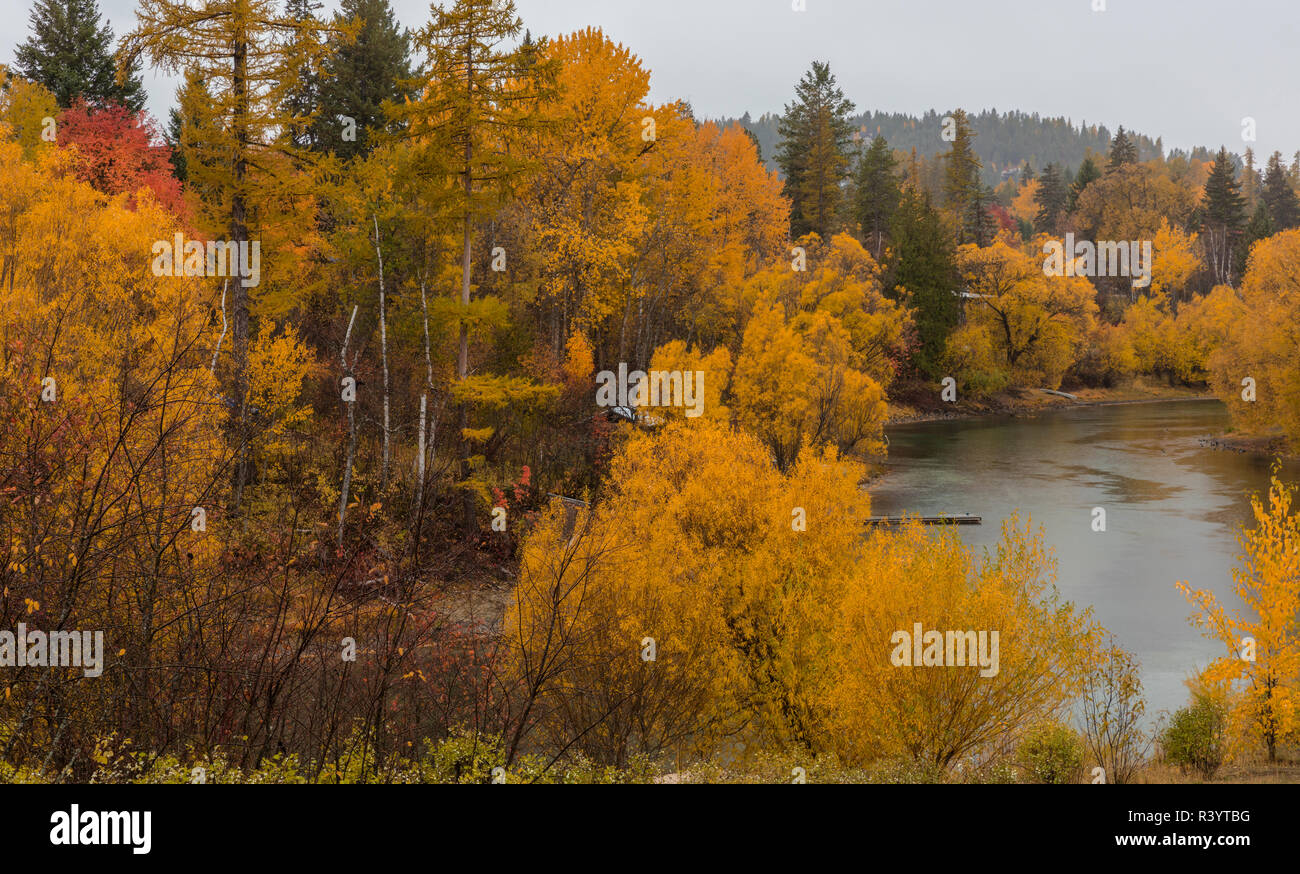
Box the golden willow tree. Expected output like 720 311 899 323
119 0 352 507
395 0 556 528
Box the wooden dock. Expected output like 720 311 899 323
866 514 982 526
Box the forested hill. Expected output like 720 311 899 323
722 107 1187 183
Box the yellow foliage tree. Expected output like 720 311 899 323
731 303 887 471
1208 230 1300 448
503 419 872 762
828 519 1098 769
1148 218 1201 303
957 239 1098 388
647 339 732 422
1179 474 1300 762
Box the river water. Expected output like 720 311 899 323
870 398 1295 720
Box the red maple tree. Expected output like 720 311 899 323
56 100 184 216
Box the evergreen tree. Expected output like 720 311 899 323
15 0 145 110
1241 147 1260 211
775 62 856 238
966 182 999 247
1068 155 1100 212
165 104 186 182
1033 162 1069 234
1201 146 1247 285
1237 201 1274 278
1106 126 1138 169
890 186 957 377
851 135 900 258
942 108 983 243
282 0 324 149
1261 150 1300 231
310 0 412 158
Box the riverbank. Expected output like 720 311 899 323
886 378 1215 426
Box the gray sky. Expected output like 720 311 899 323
4 0 1298 159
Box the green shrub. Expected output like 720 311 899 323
1019 722 1085 784
1160 694 1227 779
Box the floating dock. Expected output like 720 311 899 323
866 514 982 526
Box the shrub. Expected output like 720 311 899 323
1160 693 1228 779
1019 722 1085 784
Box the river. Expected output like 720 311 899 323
870 398 1296 720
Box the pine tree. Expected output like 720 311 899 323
15 0 145 110
1201 146 1247 285
1033 163 1069 235
1068 156 1100 212
1262 151 1300 231
775 61 856 239
890 185 957 377
309 0 412 158
942 109 984 245
851 135 900 259
1107 126 1138 169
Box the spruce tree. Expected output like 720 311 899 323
1261 150 1300 231
282 0 324 149
851 135 900 259
310 0 412 158
1241 147 1260 211
1237 201 1274 278
15 0 145 110
966 182 999 247
890 186 957 377
1033 163 1069 235
1201 147 1247 285
775 62 856 239
1106 126 1138 169
1068 156 1101 212
942 108 983 243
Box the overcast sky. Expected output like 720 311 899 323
4 0 1298 159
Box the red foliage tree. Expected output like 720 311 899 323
55 100 184 215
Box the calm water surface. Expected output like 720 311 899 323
870 399 1296 719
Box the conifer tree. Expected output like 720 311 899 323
309 0 412 158
890 185 957 377
1107 126 1138 169
397 0 554 529
1068 156 1100 213
775 62 856 238
942 109 984 245
1262 150 1300 231
281 0 324 149
1033 162 1068 235
15 0 145 110
1238 201 1274 278
851 135 900 259
1200 146 1247 286
121 0 352 507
